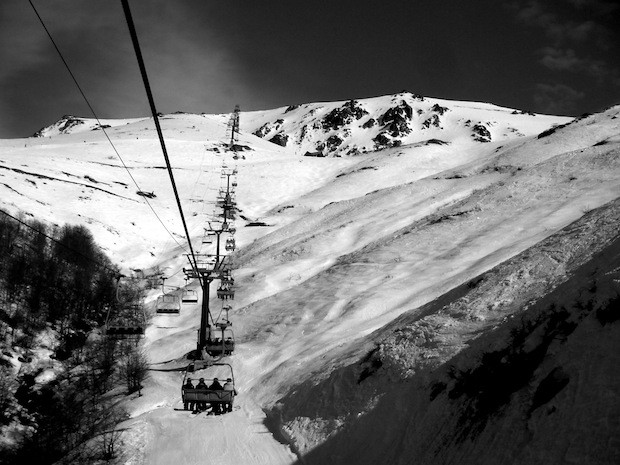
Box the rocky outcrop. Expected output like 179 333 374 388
422 114 442 129
303 150 327 157
379 101 413 138
269 133 289 147
361 118 376 129
253 119 284 138
285 104 301 113
33 115 84 137
471 124 492 142
326 135 344 152
373 132 402 150
425 139 449 145
321 100 369 131
537 121 572 139
431 103 449 115
395 90 425 102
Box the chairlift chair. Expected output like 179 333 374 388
156 294 181 314
182 289 199 304
225 237 236 252
216 281 234 300
220 259 234 274
220 273 234 285
221 304 233 318
219 210 236 221
196 255 217 273
205 327 235 356
106 323 145 337
182 362 237 413
223 200 236 210
105 304 146 338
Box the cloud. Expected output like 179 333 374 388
0 2 55 81
534 83 585 114
514 1 555 29
538 47 617 84
0 0 261 137
509 0 620 49
564 0 619 16
512 1 603 45
538 47 582 71
509 0 620 88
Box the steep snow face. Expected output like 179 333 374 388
229 105 620 404
259 106 620 462
242 92 572 156
283 206 620 465
1 97 618 465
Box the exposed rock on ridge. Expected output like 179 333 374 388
243 92 570 157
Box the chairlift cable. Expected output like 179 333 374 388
120 0 201 284
26 0 188 255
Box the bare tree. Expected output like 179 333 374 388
98 428 124 462
120 346 148 395
0 366 17 418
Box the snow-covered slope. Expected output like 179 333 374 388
1 94 618 465
285 202 620 464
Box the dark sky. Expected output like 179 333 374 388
1 0 619 138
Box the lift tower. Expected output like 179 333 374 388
184 168 238 358
227 105 240 152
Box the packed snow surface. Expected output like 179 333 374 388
1 94 618 464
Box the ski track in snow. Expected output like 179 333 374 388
126 396 296 465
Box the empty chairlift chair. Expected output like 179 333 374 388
105 304 146 339
195 254 217 274
225 222 236 235
156 294 181 314
202 231 216 245
182 289 199 304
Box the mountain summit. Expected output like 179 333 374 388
243 91 568 156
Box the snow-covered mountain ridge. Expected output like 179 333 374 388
33 92 571 158
32 114 149 138
243 92 571 156
2 94 619 464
